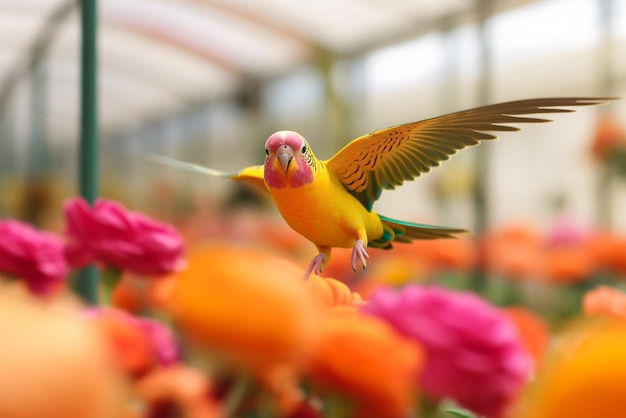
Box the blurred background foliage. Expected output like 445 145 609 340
1 0 626 327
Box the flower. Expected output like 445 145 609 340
545 217 590 247
110 275 148 313
393 238 477 274
112 274 177 314
134 364 223 418
543 246 596 284
583 286 626 320
601 234 626 275
0 284 125 418
543 218 596 283
0 220 68 295
87 308 179 376
513 319 626 418
590 114 626 163
502 306 550 366
307 307 423 418
306 275 363 309
482 223 544 280
64 197 186 276
364 285 531 418
168 244 320 372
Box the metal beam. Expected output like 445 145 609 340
0 0 74 113
346 0 540 58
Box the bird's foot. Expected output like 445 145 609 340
304 253 328 280
351 239 369 271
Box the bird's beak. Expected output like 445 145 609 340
276 145 294 172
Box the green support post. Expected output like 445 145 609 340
75 0 100 305
596 0 616 228
471 0 494 291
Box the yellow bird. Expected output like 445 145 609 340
149 97 611 277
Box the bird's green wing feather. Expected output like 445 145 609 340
324 97 613 210
144 154 267 192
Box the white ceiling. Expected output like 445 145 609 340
0 0 539 144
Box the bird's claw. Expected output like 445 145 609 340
304 253 327 280
351 239 369 272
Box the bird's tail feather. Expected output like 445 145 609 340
370 214 469 249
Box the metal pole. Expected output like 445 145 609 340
76 0 100 305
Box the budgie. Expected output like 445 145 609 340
149 97 611 277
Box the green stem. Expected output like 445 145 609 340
223 374 251 417
324 394 355 418
100 266 122 306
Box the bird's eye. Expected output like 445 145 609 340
301 145 307 154
265 148 269 156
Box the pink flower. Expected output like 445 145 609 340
363 285 530 418
545 216 591 247
137 317 180 366
0 220 68 295
85 308 179 372
64 197 186 276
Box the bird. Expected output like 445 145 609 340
147 97 612 278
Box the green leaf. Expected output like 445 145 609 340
441 400 479 418
444 407 478 418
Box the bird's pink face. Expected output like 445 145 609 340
264 131 315 189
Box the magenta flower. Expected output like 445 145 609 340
85 307 179 368
545 216 591 247
0 220 68 295
363 285 530 418
64 197 186 276
137 317 180 366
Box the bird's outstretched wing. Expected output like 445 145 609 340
145 154 267 192
325 97 613 210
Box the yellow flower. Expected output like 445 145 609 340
514 319 626 418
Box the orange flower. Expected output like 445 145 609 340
605 235 626 275
111 274 175 313
111 275 147 313
543 246 596 284
307 307 423 418
590 115 626 162
583 286 626 320
0 284 125 418
90 310 154 375
587 230 614 264
306 275 363 309
513 319 626 418
168 244 320 371
502 306 550 366
482 223 544 280
134 365 223 418
88 308 178 377
394 238 477 273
